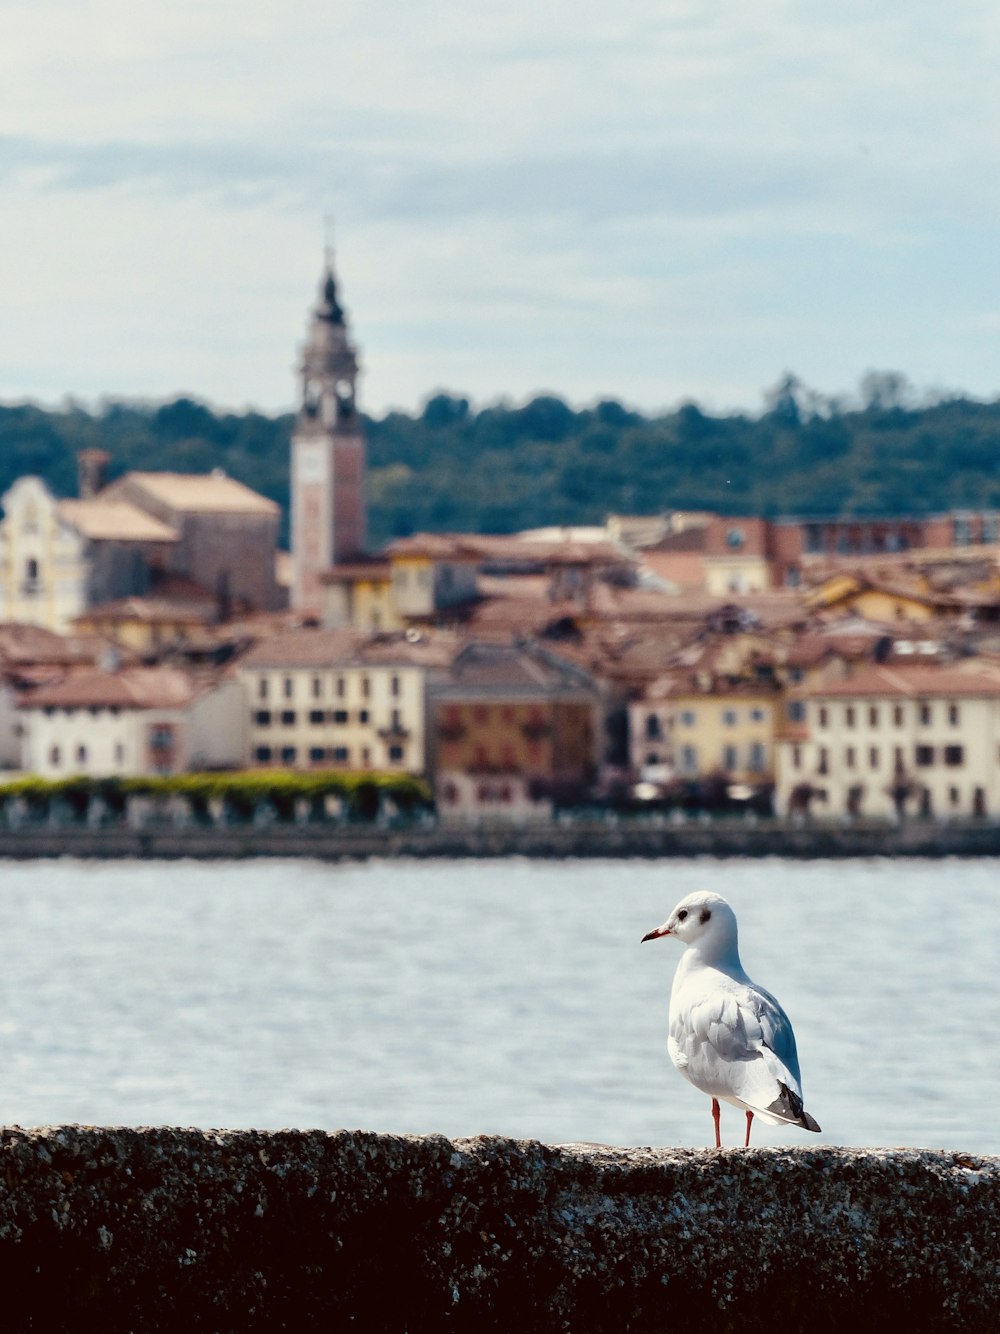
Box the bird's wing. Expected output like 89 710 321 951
684 982 811 1125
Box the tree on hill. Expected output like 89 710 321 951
1 374 999 548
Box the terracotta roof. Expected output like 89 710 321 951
109 472 279 516
436 642 598 694
320 560 393 583
799 662 1000 699
19 666 200 710
57 499 179 543
73 598 215 626
237 627 458 670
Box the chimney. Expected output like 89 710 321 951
77 449 110 499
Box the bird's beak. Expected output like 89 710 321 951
641 923 672 942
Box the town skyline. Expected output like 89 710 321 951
4 4 1000 417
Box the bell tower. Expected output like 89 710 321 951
290 251 367 613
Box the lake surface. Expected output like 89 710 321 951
0 856 994 1153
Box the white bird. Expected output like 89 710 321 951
642 890 821 1147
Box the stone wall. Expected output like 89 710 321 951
0 1128 995 1332
3 817 1000 860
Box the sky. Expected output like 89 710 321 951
3 1 1000 419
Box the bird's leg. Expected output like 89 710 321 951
744 1110 754 1148
711 1098 721 1148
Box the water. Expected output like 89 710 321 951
0 856 994 1153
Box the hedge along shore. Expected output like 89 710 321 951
3 818 1000 859
0 1128 995 1332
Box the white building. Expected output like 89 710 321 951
776 661 1000 820
0 476 179 633
18 667 246 777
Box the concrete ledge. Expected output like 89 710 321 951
0 1128 995 1331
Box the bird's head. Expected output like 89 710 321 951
641 890 737 951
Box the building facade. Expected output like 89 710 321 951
429 641 603 821
237 628 455 774
18 667 246 777
776 663 1000 819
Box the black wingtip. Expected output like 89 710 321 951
767 1083 821 1133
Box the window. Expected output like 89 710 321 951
949 786 961 807
388 744 404 762
722 710 738 727
359 709 370 725
725 527 744 549
283 676 294 700
312 676 322 700
254 746 272 762
749 742 766 773
723 745 738 771
679 745 698 774
792 745 801 770
391 675 401 698
750 708 765 723
679 710 696 727
280 710 296 726
332 709 348 725
944 745 964 767
332 746 349 763
49 744 61 767
845 747 856 769
309 746 325 762
336 676 346 699
788 700 805 722
254 710 271 726
361 746 371 766
258 677 269 701
645 714 661 740
391 707 402 729
948 703 960 726
818 707 829 728
869 747 879 769
919 704 932 726
868 705 879 727
361 676 370 700
280 746 297 763
114 743 124 764
76 744 87 765
309 710 325 725
915 745 935 767
893 705 904 726
817 747 828 775
845 707 856 728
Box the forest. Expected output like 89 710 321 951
2 373 1000 548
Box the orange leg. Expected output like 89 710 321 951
711 1097 721 1148
744 1110 754 1147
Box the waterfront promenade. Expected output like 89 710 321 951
2 815 1000 859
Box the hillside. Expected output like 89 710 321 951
3 381 1000 548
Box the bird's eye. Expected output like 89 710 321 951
677 909 688 922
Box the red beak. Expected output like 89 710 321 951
641 925 672 942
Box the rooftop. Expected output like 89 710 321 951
19 666 202 711
57 500 179 543
111 472 280 516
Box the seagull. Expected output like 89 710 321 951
642 890 821 1147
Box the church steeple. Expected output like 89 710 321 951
290 248 368 613
298 253 360 433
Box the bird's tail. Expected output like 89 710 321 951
765 1082 821 1134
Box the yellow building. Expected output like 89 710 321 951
72 597 215 655
631 672 780 793
237 626 458 774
